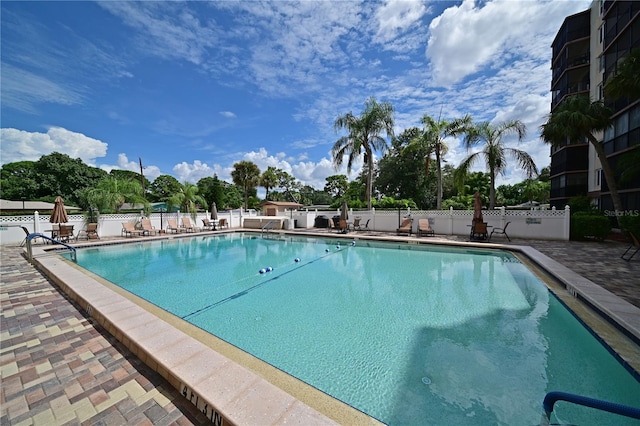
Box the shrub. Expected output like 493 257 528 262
619 214 640 237
570 212 611 241
567 195 596 214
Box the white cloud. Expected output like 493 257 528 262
219 111 236 119
0 64 85 113
98 1 221 66
0 127 107 165
426 0 589 87
374 0 428 45
172 160 224 184
207 147 362 192
1 7 132 112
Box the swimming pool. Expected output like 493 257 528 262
74 233 640 425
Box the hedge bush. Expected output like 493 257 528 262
619 214 640 238
570 212 611 241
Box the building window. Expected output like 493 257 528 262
595 168 602 187
605 125 615 142
630 105 640 130
597 82 604 100
615 112 629 136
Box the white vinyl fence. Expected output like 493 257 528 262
290 206 571 241
0 209 250 245
0 206 571 245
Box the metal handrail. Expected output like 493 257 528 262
26 233 77 263
261 221 279 238
542 391 640 423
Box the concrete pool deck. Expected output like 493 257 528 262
1 230 639 425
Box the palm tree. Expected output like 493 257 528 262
231 160 261 210
540 95 622 221
604 49 640 100
406 113 472 209
83 176 148 213
458 120 537 209
332 97 394 210
168 182 207 221
260 166 279 200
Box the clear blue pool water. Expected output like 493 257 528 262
75 233 640 425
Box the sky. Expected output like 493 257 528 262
1 0 591 194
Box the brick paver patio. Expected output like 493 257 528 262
1 246 208 426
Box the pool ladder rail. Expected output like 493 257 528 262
25 232 77 263
540 391 640 425
261 220 279 238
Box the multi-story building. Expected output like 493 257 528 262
549 0 639 214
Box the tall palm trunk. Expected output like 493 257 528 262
365 146 373 210
435 143 443 210
588 134 624 223
489 171 497 209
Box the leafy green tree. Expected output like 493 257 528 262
498 179 550 206
458 120 537 208
375 196 417 209
310 189 333 205
220 182 243 209
83 176 147 213
197 175 226 209
406 113 472 209
35 152 108 205
540 95 622 221
231 161 261 210
441 164 458 201
442 194 474 210
324 175 348 200
344 178 366 207
0 161 39 201
260 167 279 200
604 49 640 100
148 174 182 203
377 127 435 208
452 170 491 207
274 169 302 202
538 166 550 183
333 97 394 209
168 182 207 220
298 185 315 206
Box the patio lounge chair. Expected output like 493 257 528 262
397 218 413 236
489 221 511 242
621 230 640 261
121 222 143 238
182 217 201 232
140 218 158 236
330 217 346 233
51 224 60 240
217 218 228 229
202 218 216 231
470 221 488 241
58 225 74 243
167 219 186 233
418 219 434 237
77 223 99 240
